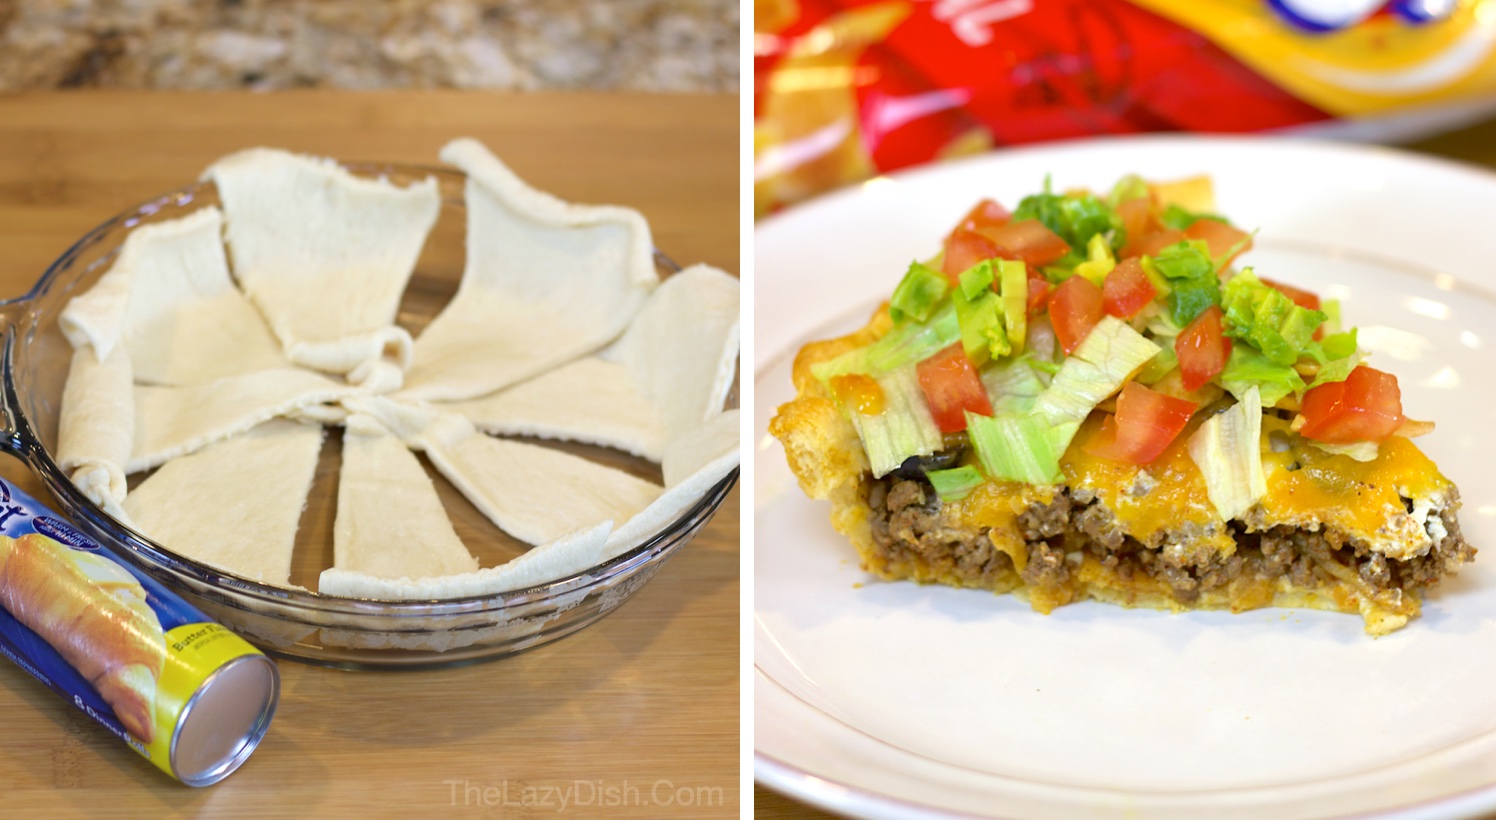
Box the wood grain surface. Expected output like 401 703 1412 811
0 91 739 817
752 113 1496 819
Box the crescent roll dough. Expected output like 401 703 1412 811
205 148 439 388
0 534 166 742
441 263 740 462
398 138 658 402
57 206 287 386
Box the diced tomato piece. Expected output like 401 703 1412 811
1185 218 1253 267
915 344 994 434
1175 305 1231 391
1259 278 1321 311
1122 227 1187 260
1298 365 1405 444
972 219 1071 267
941 229 999 282
1026 267 1051 316
1116 196 1157 248
1084 382 1199 465
1101 258 1156 319
951 198 1012 236
1050 275 1104 355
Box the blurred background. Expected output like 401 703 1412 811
0 0 738 91
754 0 1496 216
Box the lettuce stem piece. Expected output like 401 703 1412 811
968 412 1077 485
847 366 944 479
890 261 949 324
927 465 986 501
998 259 1028 354
1187 386 1267 521
811 302 961 383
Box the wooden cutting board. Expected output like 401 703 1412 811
0 90 739 816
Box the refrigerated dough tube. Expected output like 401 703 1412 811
0 533 166 741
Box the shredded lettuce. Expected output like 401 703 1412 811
1307 440 1380 462
1321 299 1343 336
957 259 995 300
1159 204 1226 231
1035 316 1161 425
1218 346 1305 408
1303 328 1358 364
1187 386 1267 521
890 261 949 324
1143 241 1220 327
1134 346 1179 385
847 366 945 478
967 318 1157 485
1107 174 1150 208
1220 269 1326 366
997 259 1027 354
811 302 960 383
954 286 1009 366
1307 352 1363 390
1072 233 1117 285
1303 329 1362 390
980 356 1046 415
968 412 1078 485
1013 187 1122 256
927 465 986 501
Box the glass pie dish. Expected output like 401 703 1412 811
0 163 738 669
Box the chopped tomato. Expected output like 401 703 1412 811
941 229 999 281
916 344 994 434
1122 227 1186 261
1175 305 1230 391
971 219 1071 267
1116 196 1157 248
1026 267 1051 316
1084 382 1198 465
952 198 1012 236
1101 258 1156 319
1259 277 1321 311
1298 365 1404 444
1050 275 1104 355
1184 218 1253 267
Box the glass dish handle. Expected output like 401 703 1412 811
0 297 37 457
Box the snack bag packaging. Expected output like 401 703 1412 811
0 477 278 785
754 0 1496 213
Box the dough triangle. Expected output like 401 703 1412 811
205 148 439 386
122 419 324 586
333 414 478 580
399 138 657 402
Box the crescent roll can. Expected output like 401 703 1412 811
0 477 278 786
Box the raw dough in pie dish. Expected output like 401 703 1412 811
398 138 658 403
121 419 325 586
332 413 479 581
53 139 740 602
58 206 287 386
205 148 440 389
443 263 741 462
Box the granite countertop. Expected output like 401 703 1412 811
0 0 738 92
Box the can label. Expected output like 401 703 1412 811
0 477 266 781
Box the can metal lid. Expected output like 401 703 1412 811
171 654 280 787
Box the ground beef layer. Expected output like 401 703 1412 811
864 473 1473 633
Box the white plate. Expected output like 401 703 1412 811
753 135 1496 820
